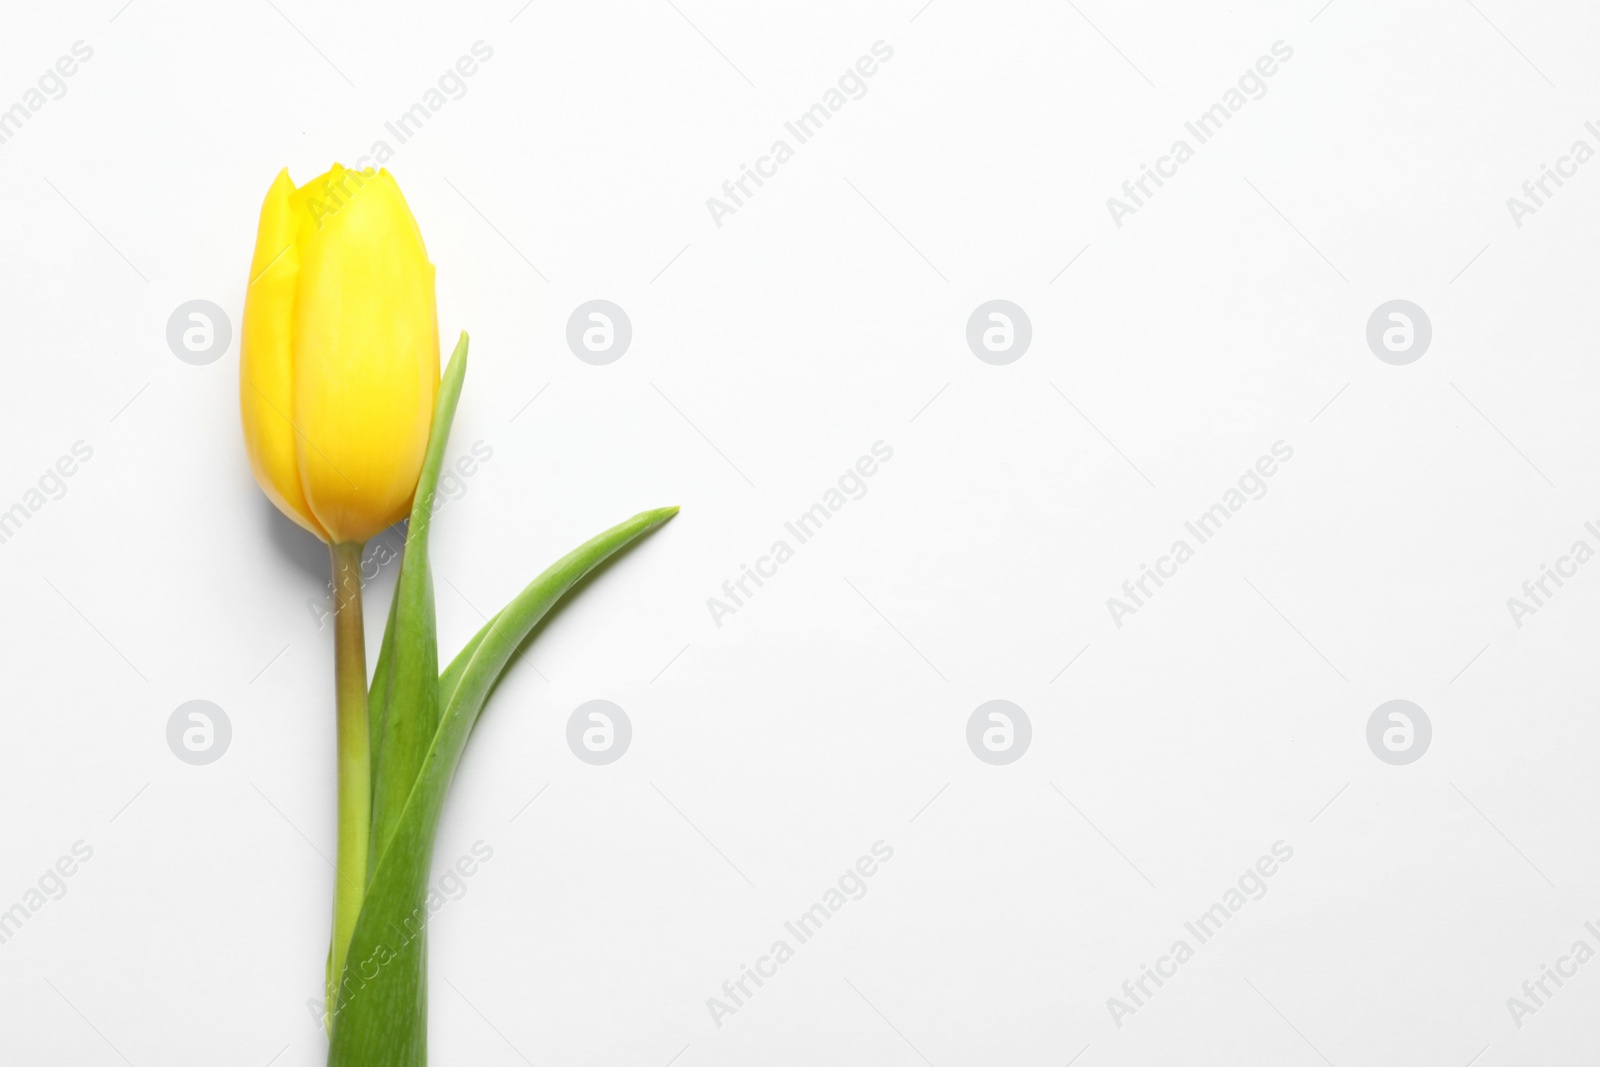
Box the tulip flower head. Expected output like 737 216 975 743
241 164 439 545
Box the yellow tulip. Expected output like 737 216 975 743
240 164 439 546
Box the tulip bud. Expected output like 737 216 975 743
240 164 439 545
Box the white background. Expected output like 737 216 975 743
1 0 1598 1064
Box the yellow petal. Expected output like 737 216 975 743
292 168 438 544
240 168 328 540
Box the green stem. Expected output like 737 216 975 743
327 540 370 1025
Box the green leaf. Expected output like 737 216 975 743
367 332 470 875
366 581 400 789
440 506 678 750
327 505 678 1067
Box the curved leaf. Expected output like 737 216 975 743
327 506 678 1066
368 332 470 873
